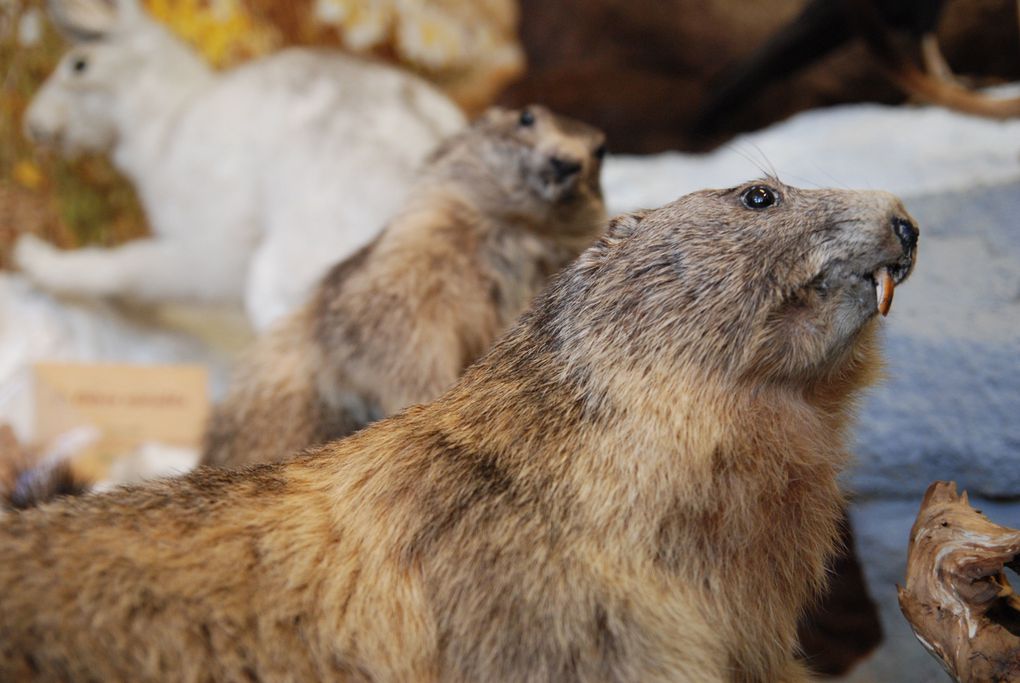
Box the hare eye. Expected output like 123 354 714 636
518 109 535 127
71 57 88 74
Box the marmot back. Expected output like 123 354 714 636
203 106 607 468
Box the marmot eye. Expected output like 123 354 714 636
71 57 88 74
519 109 535 127
594 143 607 160
741 186 777 209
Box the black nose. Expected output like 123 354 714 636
893 217 918 252
550 156 582 182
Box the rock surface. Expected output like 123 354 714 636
853 181 1020 498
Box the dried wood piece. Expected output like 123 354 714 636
899 481 1020 682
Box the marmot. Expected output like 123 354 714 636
0 180 918 682
202 105 607 468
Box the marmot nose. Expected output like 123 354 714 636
550 156 582 182
892 217 918 252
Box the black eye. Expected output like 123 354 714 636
519 109 535 127
594 143 607 160
71 57 88 74
741 185 777 209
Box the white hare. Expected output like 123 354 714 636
16 0 465 330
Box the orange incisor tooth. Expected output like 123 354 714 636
877 268 894 316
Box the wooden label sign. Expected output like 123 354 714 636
32 363 209 481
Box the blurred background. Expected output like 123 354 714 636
2 1 1019 680
4 0 1019 259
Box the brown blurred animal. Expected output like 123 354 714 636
500 0 1020 152
696 0 1020 133
202 105 607 469
0 179 918 682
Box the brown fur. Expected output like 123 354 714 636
203 105 607 468
0 180 917 681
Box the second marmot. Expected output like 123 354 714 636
203 106 607 468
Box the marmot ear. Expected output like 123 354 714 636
606 210 650 240
474 107 508 126
576 209 651 270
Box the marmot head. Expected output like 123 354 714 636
529 179 918 390
428 105 607 241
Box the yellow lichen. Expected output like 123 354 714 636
145 0 278 67
12 160 44 190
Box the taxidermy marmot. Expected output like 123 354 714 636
202 105 607 468
0 180 918 682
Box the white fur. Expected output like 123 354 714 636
17 0 465 330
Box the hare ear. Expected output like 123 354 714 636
48 0 118 41
48 0 141 41
112 0 144 27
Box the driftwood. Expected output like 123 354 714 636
899 481 1020 682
